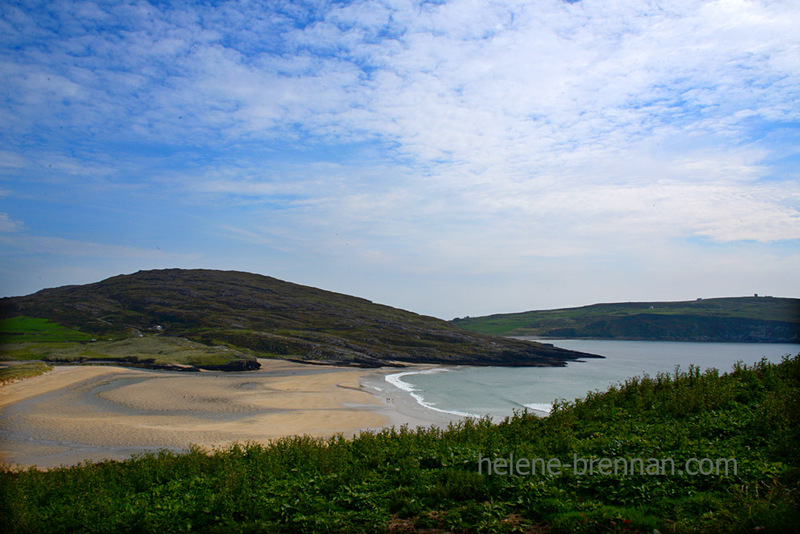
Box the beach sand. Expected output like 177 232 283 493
0 359 462 469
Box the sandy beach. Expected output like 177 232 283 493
0 359 461 469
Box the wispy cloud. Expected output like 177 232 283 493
0 233 195 260
1 0 798 316
0 212 23 233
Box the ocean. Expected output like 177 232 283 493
384 339 800 420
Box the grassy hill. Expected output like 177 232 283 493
452 297 800 342
0 269 595 370
2 354 798 533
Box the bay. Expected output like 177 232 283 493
385 340 799 420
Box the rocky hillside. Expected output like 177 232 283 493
0 269 598 368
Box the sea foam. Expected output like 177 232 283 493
523 403 553 415
385 369 478 418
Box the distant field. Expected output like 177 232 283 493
0 316 259 371
452 297 800 342
0 316 92 343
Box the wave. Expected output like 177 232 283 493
384 368 479 418
523 403 553 415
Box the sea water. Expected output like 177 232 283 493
385 340 799 420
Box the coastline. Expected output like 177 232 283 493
360 368 468 429
0 359 462 469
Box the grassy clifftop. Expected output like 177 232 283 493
0 269 595 368
452 297 800 342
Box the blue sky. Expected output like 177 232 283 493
1 0 798 319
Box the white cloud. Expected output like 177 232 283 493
0 212 23 232
4 0 797 159
0 151 28 170
1 0 799 314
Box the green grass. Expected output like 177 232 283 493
0 342 78 361
0 336 257 370
0 317 92 343
0 315 258 370
2 354 798 533
0 361 53 384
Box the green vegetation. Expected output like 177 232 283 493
0 336 255 371
452 297 800 342
0 316 92 343
0 269 595 368
0 362 53 384
3 355 798 533
0 314 259 371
